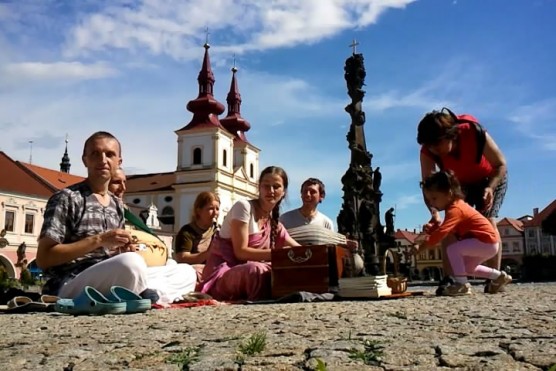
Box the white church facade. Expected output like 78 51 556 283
124 42 260 236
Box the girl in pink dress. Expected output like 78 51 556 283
200 166 300 301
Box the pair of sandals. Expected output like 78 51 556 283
55 286 152 316
0 295 59 314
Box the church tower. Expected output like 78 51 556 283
59 136 71 173
220 63 260 187
173 43 259 230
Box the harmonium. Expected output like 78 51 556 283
270 244 346 299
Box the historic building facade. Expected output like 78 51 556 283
124 43 260 235
523 201 556 256
0 148 82 277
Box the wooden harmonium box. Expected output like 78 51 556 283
270 244 341 299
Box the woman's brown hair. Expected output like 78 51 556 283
417 109 460 146
420 170 465 200
258 166 289 248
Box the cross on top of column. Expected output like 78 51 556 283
349 39 359 54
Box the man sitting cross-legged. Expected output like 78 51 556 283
37 131 196 304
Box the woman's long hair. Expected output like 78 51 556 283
258 166 289 248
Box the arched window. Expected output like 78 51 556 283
249 163 254 178
223 149 227 167
193 148 202 165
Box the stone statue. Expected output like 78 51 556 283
373 167 382 192
338 199 356 237
358 196 375 237
0 229 7 248
16 242 27 267
385 207 395 235
344 53 366 100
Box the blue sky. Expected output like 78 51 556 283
1 0 555 232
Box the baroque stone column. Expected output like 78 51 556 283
337 44 394 275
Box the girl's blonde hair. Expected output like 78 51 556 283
191 191 220 224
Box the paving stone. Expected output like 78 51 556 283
0 283 555 370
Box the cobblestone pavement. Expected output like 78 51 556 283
0 283 555 370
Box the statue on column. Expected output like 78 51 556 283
373 167 382 193
0 229 7 249
338 40 388 275
16 242 27 267
385 207 395 236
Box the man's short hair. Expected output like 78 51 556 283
301 178 326 199
83 131 122 157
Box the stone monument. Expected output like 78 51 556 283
337 40 396 275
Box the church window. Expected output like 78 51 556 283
164 196 173 202
133 198 141 204
223 149 227 167
193 148 202 165
161 206 174 216
249 163 254 178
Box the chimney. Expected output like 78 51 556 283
533 208 539 216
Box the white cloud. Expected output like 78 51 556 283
2 61 118 83
392 193 421 210
366 89 451 112
62 0 417 60
508 98 556 151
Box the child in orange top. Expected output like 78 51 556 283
419 171 512 296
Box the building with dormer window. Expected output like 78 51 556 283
523 201 556 256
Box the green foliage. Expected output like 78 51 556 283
234 353 245 367
547 364 556 371
314 358 328 371
166 346 202 371
19 269 36 287
348 339 384 366
237 331 267 356
233 331 268 366
0 266 8 280
0 266 18 291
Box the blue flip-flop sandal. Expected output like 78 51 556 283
55 286 126 316
106 286 152 314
